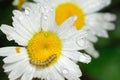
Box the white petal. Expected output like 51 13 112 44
0 25 28 45
0 47 26 57
59 27 77 40
57 55 82 77
23 9 42 32
81 0 111 14
39 4 57 32
13 10 37 34
62 40 84 50
85 41 99 58
41 68 49 80
103 13 117 22
57 16 77 35
3 60 24 72
55 60 81 80
102 22 115 30
61 70 80 80
85 13 116 31
67 30 87 41
22 2 38 11
62 51 91 63
0 24 13 41
12 16 32 37
34 68 50 79
59 27 87 43
21 64 35 80
85 19 109 38
86 31 98 43
3 53 27 63
23 2 56 32
62 31 87 51
22 4 42 32
78 53 91 64
47 66 64 80
34 69 43 78
42 0 70 7
8 60 28 80
46 13 59 33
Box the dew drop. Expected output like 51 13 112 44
13 23 16 27
19 16 24 20
50 8 54 11
79 54 91 64
43 6 49 13
13 10 18 15
44 6 47 9
78 39 85 47
47 75 49 80
62 69 68 74
44 15 48 20
46 9 49 13
25 9 30 15
79 55 85 62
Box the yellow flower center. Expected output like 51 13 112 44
56 2 85 30
17 0 26 9
27 31 62 67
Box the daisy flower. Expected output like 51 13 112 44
0 4 91 80
34 0 116 58
12 0 27 9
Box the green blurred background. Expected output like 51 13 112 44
0 0 120 80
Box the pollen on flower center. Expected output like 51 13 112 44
27 31 62 67
56 2 85 30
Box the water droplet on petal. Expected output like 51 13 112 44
44 15 48 20
50 8 54 11
79 54 91 64
25 9 30 15
19 16 24 20
78 39 85 47
47 75 49 80
13 10 18 15
62 69 68 74
46 9 49 13
13 23 16 27
43 6 49 13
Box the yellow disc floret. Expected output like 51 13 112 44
27 31 62 67
17 0 26 9
56 2 85 30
